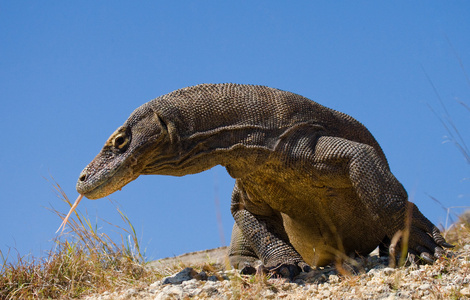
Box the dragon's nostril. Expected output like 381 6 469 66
79 173 87 182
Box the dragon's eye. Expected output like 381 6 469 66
113 133 129 150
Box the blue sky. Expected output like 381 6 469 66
1 2 469 262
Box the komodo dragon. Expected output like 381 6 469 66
76 83 452 278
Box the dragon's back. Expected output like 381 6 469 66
150 83 388 165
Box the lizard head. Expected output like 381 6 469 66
76 103 170 199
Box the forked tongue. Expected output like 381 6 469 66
56 194 84 233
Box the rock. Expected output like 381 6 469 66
419 283 431 290
155 285 184 300
195 270 207 280
162 267 198 284
201 281 219 296
207 275 219 281
187 287 203 297
181 278 199 289
122 288 138 298
321 289 332 298
410 269 424 277
149 280 162 289
460 287 470 296
328 274 340 283
206 272 229 281
263 289 277 299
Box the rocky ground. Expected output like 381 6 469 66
82 219 470 300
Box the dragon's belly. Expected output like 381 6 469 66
280 187 385 266
242 169 387 267
281 207 384 266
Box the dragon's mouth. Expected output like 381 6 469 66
58 160 139 233
77 169 138 200
76 164 120 197
76 154 140 199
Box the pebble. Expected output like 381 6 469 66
81 241 470 300
161 267 197 284
154 285 183 300
264 289 276 299
419 283 431 290
460 287 470 296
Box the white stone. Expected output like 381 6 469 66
419 283 431 290
460 287 470 296
154 285 183 300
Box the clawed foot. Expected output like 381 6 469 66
406 225 454 263
390 204 454 264
257 261 311 280
239 260 311 279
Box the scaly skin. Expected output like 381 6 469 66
77 83 452 278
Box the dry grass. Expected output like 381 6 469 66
230 220 470 300
0 184 468 299
0 181 160 299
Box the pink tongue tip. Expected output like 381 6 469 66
56 194 84 234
